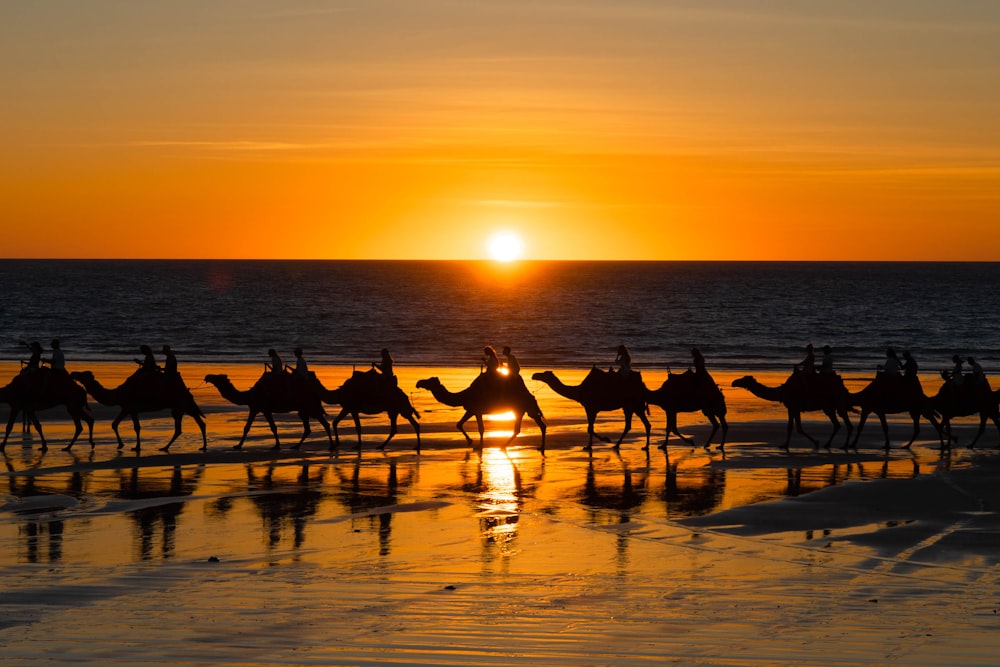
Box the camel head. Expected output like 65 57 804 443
731 376 755 389
531 370 556 384
415 377 441 391
69 370 94 382
204 373 229 387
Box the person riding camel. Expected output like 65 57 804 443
48 339 67 375
162 344 178 376
819 345 834 374
21 341 43 373
292 347 310 378
614 344 632 374
483 346 500 374
502 346 520 375
135 345 160 374
373 347 398 389
878 347 901 377
266 348 284 374
901 350 918 382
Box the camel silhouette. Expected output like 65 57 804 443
531 367 650 450
848 373 942 450
204 372 332 451
930 373 1000 448
312 369 421 451
732 371 853 451
71 370 207 452
415 372 546 450
0 369 94 452
647 370 728 451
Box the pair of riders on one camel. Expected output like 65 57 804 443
480 345 527 395
126 344 190 400
13 339 73 398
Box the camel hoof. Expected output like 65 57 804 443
233 444 244 450
62 446 73 452
271 444 281 451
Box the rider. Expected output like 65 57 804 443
901 350 918 381
483 346 500 374
292 347 310 378
162 344 178 376
135 345 160 373
502 346 520 375
819 345 834 374
266 348 284 374
48 339 67 375
879 347 901 376
614 344 632 374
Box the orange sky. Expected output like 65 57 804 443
3 2 999 260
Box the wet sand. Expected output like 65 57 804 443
2 362 999 666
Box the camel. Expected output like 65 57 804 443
204 372 332 451
415 372 546 450
930 374 1000 448
71 370 207 452
647 370 728 451
312 369 421 451
848 373 942 450
531 367 650 450
731 371 853 451
0 369 94 452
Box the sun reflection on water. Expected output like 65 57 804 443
478 448 522 558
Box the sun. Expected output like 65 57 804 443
487 231 524 262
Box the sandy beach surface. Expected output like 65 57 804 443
2 362 999 666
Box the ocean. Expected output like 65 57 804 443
2 259 998 374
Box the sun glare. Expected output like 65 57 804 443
487 231 523 262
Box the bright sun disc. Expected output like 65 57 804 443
488 231 523 262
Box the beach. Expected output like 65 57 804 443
2 361 999 666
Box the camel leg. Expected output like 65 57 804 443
879 413 894 450
793 414 819 449
703 414 720 451
821 409 839 450
130 414 143 452
456 411 475 446
378 414 398 451
614 410 634 449
639 410 652 450
839 409 854 450
26 412 48 451
347 413 363 451
64 416 84 451
502 413 525 449
719 415 729 452
292 412 314 449
967 415 988 449
234 410 259 450
193 413 208 451
475 415 485 449
159 412 185 452
532 415 546 453
264 413 283 449
2 409 20 450
782 413 795 451
317 413 335 450
331 408 349 448
111 411 128 450
404 414 421 453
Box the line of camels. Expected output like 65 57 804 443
2 359 998 455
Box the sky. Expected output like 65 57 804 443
2 1 999 260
